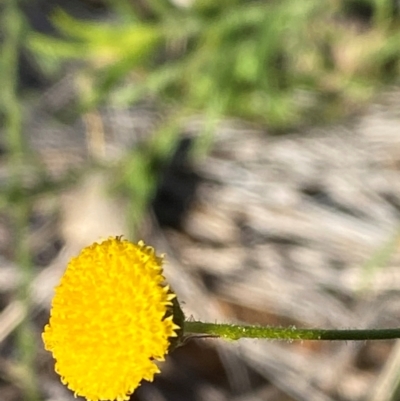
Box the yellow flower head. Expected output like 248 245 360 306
43 237 181 401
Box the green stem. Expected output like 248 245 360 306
184 321 400 341
1 2 40 400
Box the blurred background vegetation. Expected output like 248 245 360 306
2 0 400 400
25 0 400 128
3 0 400 230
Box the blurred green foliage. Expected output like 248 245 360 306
0 2 42 400
27 0 400 130
18 0 400 235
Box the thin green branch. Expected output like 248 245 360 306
184 321 400 341
1 2 40 400
2 3 23 164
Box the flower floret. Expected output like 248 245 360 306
43 237 180 401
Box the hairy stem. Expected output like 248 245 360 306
185 321 400 341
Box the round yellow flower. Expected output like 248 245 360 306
43 237 181 401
